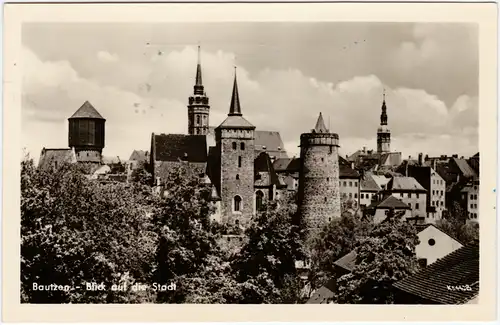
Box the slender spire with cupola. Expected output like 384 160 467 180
215 65 256 228
377 88 391 153
188 45 210 135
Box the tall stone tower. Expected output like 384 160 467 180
215 69 256 227
298 112 341 236
188 46 210 135
377 91 391 153
68 100 105 163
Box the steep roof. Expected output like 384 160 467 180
306 279 336 304
313 112 328 133
38 148 77 169
333 250 357 272
218 115 255 129
393 244 479 304
386 176 427 192
254 130 287 158
361 174 381 192
129 150 149 161
273 158 293 172
339 164 360 178
371 175 390 188
373 195 411 209
228 71 242 116
379 152 403 166
254 152 282 187
69 101 105 120
152 134 207 163
452 158 477 179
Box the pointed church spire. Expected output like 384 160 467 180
313 112 328 133
228 66 242 116
380 88 388 126
195 45 202 86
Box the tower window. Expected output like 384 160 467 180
321 158 324 162
232 142 237 150
256 191 264 211
234 196 242 212
197 115 201 125
241 142 245 150
236 174 240 180
327 177 329 181
416 203 420 209
238 156 242 168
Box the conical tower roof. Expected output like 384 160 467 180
69 101 105 120
313 112 328 133
228 70 242 116
195 45 203 86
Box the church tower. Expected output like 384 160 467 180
187 46 210 135
215 68 256 227
377 91 391 153
298 112 341 238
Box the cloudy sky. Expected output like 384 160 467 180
22 22 478 162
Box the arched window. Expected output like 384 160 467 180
238 156 242 168
234 196 242 212
232 142 237 150
241 142 245 150
256 191 264 211
236 174 240 180
197 115 201 125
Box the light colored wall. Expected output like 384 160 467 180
428 169 446 223
340 178 360 208
416 226 463 265
392 192 427 218
360 191 377 207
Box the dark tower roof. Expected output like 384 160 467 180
380 90 388 126
228 68 242 116
69 101 105 120
193 46 205 96
195 46 202 86
313 112 328 133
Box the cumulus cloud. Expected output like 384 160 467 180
22 32 478 164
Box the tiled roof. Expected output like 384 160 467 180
386 176 427 192
361 174 381 192
452 158 477 179
334 250 357 272
379 152 403 166
340 164 359 178
393 244 479 304
254 130 288 158
129 150 149 161
152 133 207 163
38 148 77 169
273 158 293 172
69 101 105 120
371 175 390 188
218 115 255 129
306 278 337 304
374 195 411 209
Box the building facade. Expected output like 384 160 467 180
187 46 210 136
384 176 428 222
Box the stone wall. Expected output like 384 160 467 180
298 134 341 233
219 129 255 227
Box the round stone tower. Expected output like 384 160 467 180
68 100 106 163
298 112 341 236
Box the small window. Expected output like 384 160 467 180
239 237 243 242
256 191 264 211
328 217 332 222
355 182 358 187
236 174 240 180
416 203 419 209
238 156 242 168
354 193 357 198
324 197 327 202
197 115 201 124
418 258 428 268
408 193 412 198
232 142 237 150
428 238 436 246
349 181 352 187
361 193 364 199
240 142 245 150
227 237 230 242
343 181 347 187
474 194 478 200
441 190 444 196
470 204 473 209
409 203 412 209
327 177 329 181
321 158 324 162
441 201 444 206
432 190 435 195
416 193 419 199
349 193 352 198
234 196 242 212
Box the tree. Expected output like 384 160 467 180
130 160 153 186
307 212 372 295
437 202 479 245
21 158 157 303
230 192 305 303
335 209 420 304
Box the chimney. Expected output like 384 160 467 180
433 159 437 171
418 153 423 166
